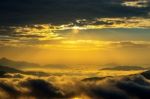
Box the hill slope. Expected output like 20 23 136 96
101 66 146 71
0 57 40 69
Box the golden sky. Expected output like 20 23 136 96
0 23 150 65
0 0 150 65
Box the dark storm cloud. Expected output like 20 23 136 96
0 0 150 25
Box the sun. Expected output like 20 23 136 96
72 97 82 99
71 25 87 34
72 26 80 34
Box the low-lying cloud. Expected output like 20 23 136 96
0 71 150 99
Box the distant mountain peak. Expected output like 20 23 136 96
0 57 40 69
0 57 10 61
0 65 22 73
101 66 146 71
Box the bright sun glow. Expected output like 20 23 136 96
72 97 82 99
72 26 80 34
72 26 87 34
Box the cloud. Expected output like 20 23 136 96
85 86 129 99
0 25 63 40
0 25 64 47
116 75 150 99
83 17 150 29
1 17 150 47
0 1 150 49
122 0 149 8
0 0 149 25
0 82 20 99
1 36 150 50
20 79 64 98
110 41 150 48
0 71 150 99
81 74 150 99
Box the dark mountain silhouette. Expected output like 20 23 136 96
82 76 110 82
0 57 68 70
101 66 146 71
0 65 23 77
0 65 51 77
25 71 50 77
44 64 68 69
103 63 121 67
0 57 40 69
0 65 22 73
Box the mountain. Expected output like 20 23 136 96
0 57 68 70
44 64 68 69
0 65 22 73
0 65 23 77
0 57 40 69
0 64 51 77
82 77 109 82
101 66 146 71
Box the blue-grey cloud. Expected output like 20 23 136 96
0 0 150 25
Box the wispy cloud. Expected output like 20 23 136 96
122 0 149 8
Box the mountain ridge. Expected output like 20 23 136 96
101 66 146 71
0 57 40 69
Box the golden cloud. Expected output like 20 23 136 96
122 0 149 8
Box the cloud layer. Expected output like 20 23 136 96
0 71 150 99
0 0 150 25
0 0 150 48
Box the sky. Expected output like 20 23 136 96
0 0 150 65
